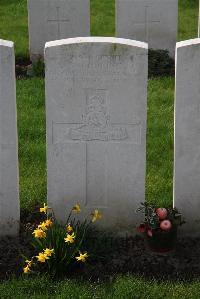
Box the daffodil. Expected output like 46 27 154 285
25 259 32 267
75 251 88 262
45 219 53 227
40 203 48 214
91 210 102 222
72 203 81 214
44 248 54 257
38 221 48 231
23 265 31 274
64 232 75 244
32 228 46 239
66 224 73 233
36 252 49 263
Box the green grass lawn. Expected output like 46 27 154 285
17 78 46 209
1 275 200 299
0 0 200 297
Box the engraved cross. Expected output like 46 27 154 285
47 7 69 39
52 89 142 208
132 5 160 42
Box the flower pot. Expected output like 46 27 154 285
145 227 177 253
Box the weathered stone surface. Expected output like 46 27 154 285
28 0 90 61
116 0 178 57
0 40 19 236
45 37 148 233
174 38 200 235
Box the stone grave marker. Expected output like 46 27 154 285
28 0 90 61
116 0 178 57
0 40 19 236
45 37 148 232
174 38 200 235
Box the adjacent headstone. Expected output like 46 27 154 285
45 37 148 232
174 38 200 235
28 0 90 61
0 40 19 236
116 0 178 57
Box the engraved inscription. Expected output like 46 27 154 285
132 5 160 42
48 54 141 83
69 89 128 141
65 55 136 79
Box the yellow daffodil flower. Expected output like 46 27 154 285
44 248 54 257
45 219 53 227
38 221 48 231
66 224 73 233
32 228 46 239
40 203 48 214
64 232 75 244
25 259 32 267
91 210 102 222
75 252 88 262
72 203 81 214
23 265 31 274
36 252 49 263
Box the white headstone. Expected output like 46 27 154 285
28 0 90 61
174 38 200 235
116 0 178 57
0 40 19 236
45 37 148 232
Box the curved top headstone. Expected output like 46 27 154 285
45 37 148 233
0 39 19 237
174 38 200 235
45 36 148 49
0 39 13 48
176 38 200 49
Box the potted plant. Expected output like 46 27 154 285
136 203 184 253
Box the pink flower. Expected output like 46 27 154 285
160 220 172 231
156 208 168 220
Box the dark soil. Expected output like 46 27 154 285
1 217 200 282
15 57 31 78
0 205 43 280
83 235 200 282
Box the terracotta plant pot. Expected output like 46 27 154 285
145 227 177 253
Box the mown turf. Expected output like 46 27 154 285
91 0 115 36
1 275 200 299
178 0 199 41
17 78 46 209
0 0 28 59
146 77 174 206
